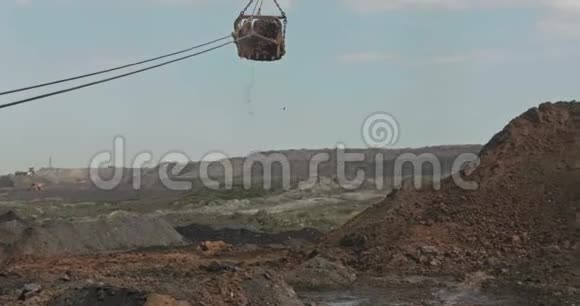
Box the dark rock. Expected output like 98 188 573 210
19 283 42 301
339 234 368 249
203 261 240 273
241 269 303 306
47 286 147 306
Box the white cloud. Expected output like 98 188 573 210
336 49 501 65
341 0 580 12
339 0 580 40
541 0 580 11
538 17 580 40
342 0 532 12
336 51 396 63
430 50 501 64
15 0 32 6
538 0 580 40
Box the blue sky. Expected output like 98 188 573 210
0 0 579 172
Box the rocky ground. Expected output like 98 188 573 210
0 244 552 306
323 102 580 305
0 103 578 305
0 246 303 306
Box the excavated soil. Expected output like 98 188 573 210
0 211 29 266
325 102 580 278
1 102 578 305
47 286 148 306
0 247 304 306
1 213 186 261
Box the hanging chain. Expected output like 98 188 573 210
240 0 255 15
240 0 287 37
272 0 287 17
272 0 288 37
282 15 288 38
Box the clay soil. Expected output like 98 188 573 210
0 246 305 306
322 102 580 304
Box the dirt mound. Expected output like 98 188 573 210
325 102 580 275
284 256 357 291
176 224 322 246
13 213 186 258
0 214 29 246
47 286 148 306
237 269 304 306
33 269 303 306
0 212 30 265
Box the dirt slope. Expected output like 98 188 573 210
11 213 186 258
325 102 579 275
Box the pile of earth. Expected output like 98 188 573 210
2 267 304 306
176 224 322 246
324 101 579 276
284 256 357 291
9 212 186 259
46 286 149 306
44 271 304 306
0 211 29 265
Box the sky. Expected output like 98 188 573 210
0 0 579 172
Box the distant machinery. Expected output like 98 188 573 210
14 167 35 177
